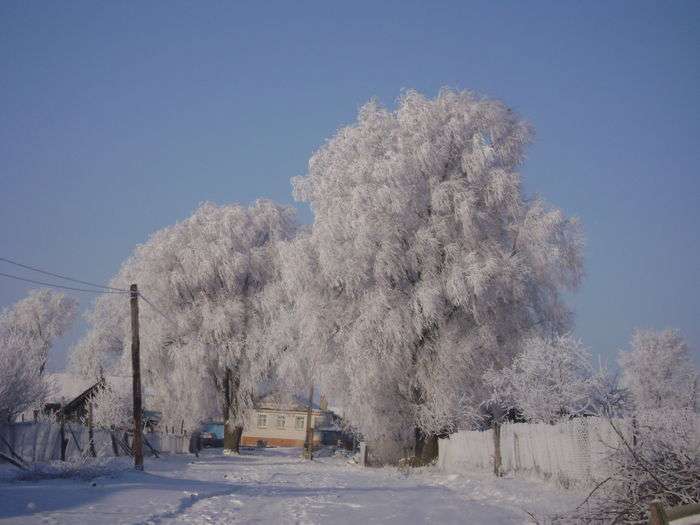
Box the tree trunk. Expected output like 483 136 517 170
422 434 439 463
224 278 251 456
409 326 440 465
223 418 238 453
414 427 424 459
232 425 244 453
222 367 243 455
222 368 234 453
224 421 243 454
303 385 314 460
414 428 438 464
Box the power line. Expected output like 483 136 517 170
0 256 178 326
0 271 129 294
0 257 128 292
138 292 179 327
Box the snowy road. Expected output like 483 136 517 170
0 448 578 524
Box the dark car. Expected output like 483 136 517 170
199 422 224 448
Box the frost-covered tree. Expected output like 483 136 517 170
0 289 77 421
290 89 584 462
484 334 597 423
0 289 78 375
71 200 298 453
0 332 49 421
619 328 697 412
263 231 337 400
586 364 631 418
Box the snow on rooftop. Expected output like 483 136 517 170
44 373 134 404
45 373 96 404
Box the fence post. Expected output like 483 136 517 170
59 403 67 461
110 431 119 456
493 422 502 477
88 402 97 457
649 501 669 525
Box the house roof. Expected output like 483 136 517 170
45 373 96 403
45 373 148 405
255 390 324 412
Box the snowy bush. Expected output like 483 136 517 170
484 334 596 424
12 456 131 481
91 380 132 430
563 329 699 523
563 411 699 523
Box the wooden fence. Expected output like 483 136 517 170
438 417 625 488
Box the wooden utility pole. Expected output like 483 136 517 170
303 385 314 460
130 284 144 470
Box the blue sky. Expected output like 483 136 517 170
1 1 698 370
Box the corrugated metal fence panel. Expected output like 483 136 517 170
0 422 190 462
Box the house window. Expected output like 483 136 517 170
257 413 267 428
276 415 286 429
295 416 305 430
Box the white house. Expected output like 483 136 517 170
240 392 341 448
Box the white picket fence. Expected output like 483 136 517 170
438 417 626 488
0 422 190 463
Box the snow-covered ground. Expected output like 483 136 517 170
0 448 581 524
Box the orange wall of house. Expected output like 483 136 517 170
241 436 314 447
241 435 323 447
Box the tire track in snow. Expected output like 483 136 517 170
133 487 241 525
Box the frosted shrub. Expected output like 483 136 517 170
13 457 131 481
91 380 132 430
484 334 597 424
563 410 699 523
563 330 698 523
